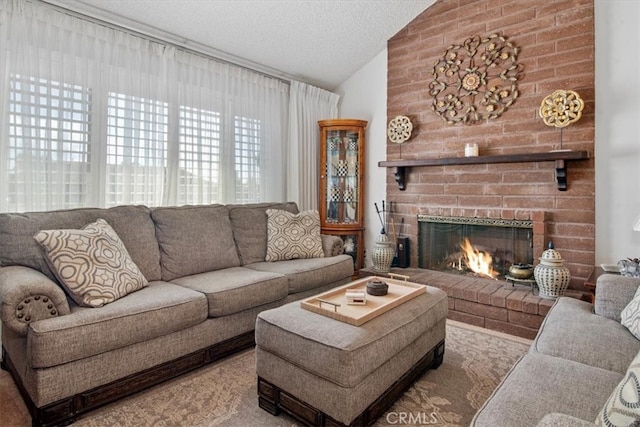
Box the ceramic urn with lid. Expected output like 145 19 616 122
534 241 571 299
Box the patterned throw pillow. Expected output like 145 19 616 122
265 209 324 262
34 219 148 307
621 286 640 339
596 349 640 426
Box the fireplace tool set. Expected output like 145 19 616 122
373 201 409 271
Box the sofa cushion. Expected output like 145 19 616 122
620 285 640 339
152 205 240 280
596 348 640 427
227 202 298 265
33 219 148 307
27 281 208 368
246 254 354 294
170 267 288 317
532 297 640 375
471 353 623 426
265 209 324 262
0 205 161 281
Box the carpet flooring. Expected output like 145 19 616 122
0 320 531 426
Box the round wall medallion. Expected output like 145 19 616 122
539 90 584 128
429 33 523 125
387 115 413 144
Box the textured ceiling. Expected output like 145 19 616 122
48 0 435 90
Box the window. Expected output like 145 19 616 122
8 75 91 212
178 106 221 205
2 3 291 213
234 115 262 203
6 82 267 211
106 92 168 207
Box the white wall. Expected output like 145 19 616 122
335 49 388 268
337 0 640 268
594 0 640 263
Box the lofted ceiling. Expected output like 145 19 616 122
46 0 435 90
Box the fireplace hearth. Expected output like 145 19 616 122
418 215 534 280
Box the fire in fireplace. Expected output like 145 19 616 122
418 215 534 280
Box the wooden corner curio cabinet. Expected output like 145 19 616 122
318 119 367 273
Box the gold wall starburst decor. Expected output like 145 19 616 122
539 90 584 128
429 33 523 125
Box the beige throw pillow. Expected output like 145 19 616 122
34 219 148 307
621 286 640 339
596 349 640 426
265 209 324 262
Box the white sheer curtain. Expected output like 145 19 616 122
287 81 339 211
0 0 290 212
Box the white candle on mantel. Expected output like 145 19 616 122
465 143 479 157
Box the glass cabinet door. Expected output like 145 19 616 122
318 118 367 272
325 129 360 225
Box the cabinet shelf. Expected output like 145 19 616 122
378 150 590 191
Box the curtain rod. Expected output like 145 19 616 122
34 0 295 85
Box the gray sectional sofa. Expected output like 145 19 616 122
472 273 640 426
0 202 354 427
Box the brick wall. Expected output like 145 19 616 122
386 0 595 292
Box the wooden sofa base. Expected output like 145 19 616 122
1 330 255 427
258 339 445 427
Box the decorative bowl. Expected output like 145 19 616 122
508 263 534 279
366 279 389 296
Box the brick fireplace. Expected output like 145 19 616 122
383 0 595 295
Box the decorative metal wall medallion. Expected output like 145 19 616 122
387 115 413 144
539 90 584 128
429 34 523 124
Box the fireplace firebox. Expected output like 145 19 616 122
418 215 534 280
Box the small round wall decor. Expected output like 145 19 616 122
539 90 584 128
387 115 413 144
429 33 523 125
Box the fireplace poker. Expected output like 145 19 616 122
374 202 385 233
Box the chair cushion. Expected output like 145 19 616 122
170 267 288 317
472 353 622 426
33 219 148 307
596 348 640 426
265 209 324 262
246 254 354 294
228 202 298 265
152 205 240 280
533 297 640 375
27 281 207 368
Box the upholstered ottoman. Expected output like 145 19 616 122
255 284 448 426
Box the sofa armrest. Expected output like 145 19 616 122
0 266 70 335
594 273 640 321
321 234 344 257
536 413 595 427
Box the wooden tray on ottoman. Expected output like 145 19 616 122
300 276 426 326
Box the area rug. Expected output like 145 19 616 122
0 320 530 427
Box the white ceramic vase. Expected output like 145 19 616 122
371 232 395 273
534 242 570 299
